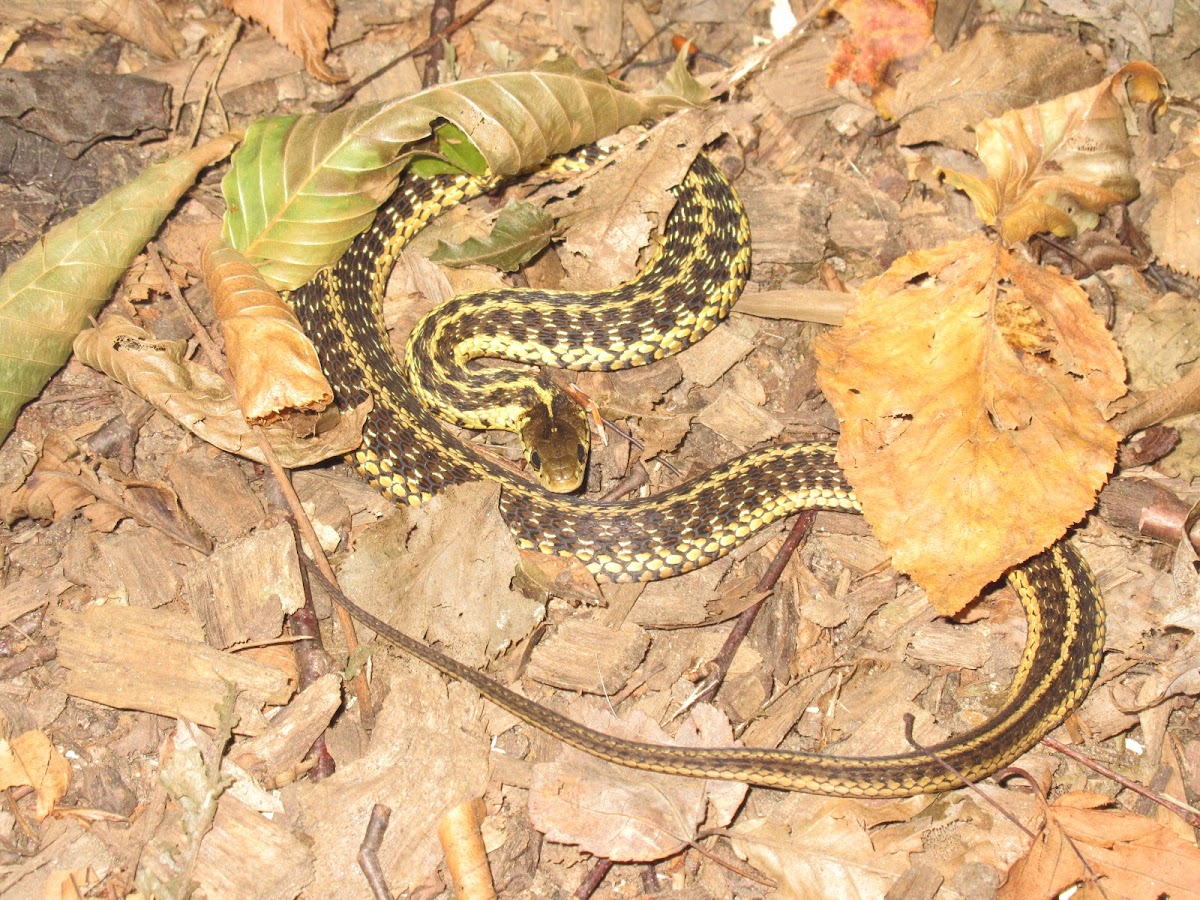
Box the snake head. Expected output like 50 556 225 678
517 390 590 493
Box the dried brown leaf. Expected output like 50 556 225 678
1143 138 1200 276
202 239 332 422
528 704 747 862
547 110 725 290
1000 791 1200 900
944 62 1168 244
72 317 366 468
0 730 71 820
893 28 1105 152
223 0 343 83
814 236 1125 613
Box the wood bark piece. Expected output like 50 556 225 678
55 605 292 735
0 573 70 629
231 672 342 789
676 323 756 388
695 389 784 446
525 618 649 694
87 527 203 608
166 449 264 543
181 794 315 900
906 621 992 670
184 522 304 649
293 667 489 895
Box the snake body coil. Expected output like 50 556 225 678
289 152 1105 795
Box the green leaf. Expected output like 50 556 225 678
0 135 240 447
220 59 703 291
431 200 556 272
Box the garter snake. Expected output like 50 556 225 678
288 151 1105 796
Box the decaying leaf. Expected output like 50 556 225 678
541 109 727 290
202 239 333 422
826 0 936 111
0 730 71 820
335 481 544 667
943 62 1168 245
892 28 1105 152
528 704 747 862
223 0 342 84
73 317 367 468
0 134 239 446
1000 791 1200 899
430 200 556 272
1142 137 1200 277
814 235 1125 613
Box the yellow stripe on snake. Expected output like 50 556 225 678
289 152 1105 796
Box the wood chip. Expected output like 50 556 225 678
525 618 649 693
906 621 992 670
695 389 784 446
55 605 292 735
231 672 342 788
184 522 303 649
0 573 70 629
190 795 315 900
677 324 755 387
166 448 264 543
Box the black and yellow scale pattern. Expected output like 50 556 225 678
287 154 1106 795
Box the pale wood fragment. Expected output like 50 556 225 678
525 618 649 694
55 605 292 734
230 672 342 788
184 522 304 649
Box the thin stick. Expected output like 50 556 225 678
318 0 498 111
146 243 375 726
1041 736 1200 827
693 512 816 707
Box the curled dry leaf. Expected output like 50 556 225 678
72 317 366 468
943 62 1168 245
0 730 71 820
814 235 1125 613
223 0 342 84
528 704 747 862
999 791 1200 900
202 239 332 422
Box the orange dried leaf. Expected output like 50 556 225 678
814 236 1125 613
945 61 1168 244
827 0 936 102
1000 791 1200 900
202 239 333 423
0 730 71 820
223 0 344 84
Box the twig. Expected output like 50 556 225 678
357 804 393 900
573 858 613 899
186 20 241 148
1041 736 1200 827
423 0 457 88
902 714 1037 841
694 511 816 707
146 243 375 727
318 0 498 111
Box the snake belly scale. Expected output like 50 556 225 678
288 151 1105 796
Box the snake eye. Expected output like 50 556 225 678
577 444 586 463
530 450 542 471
